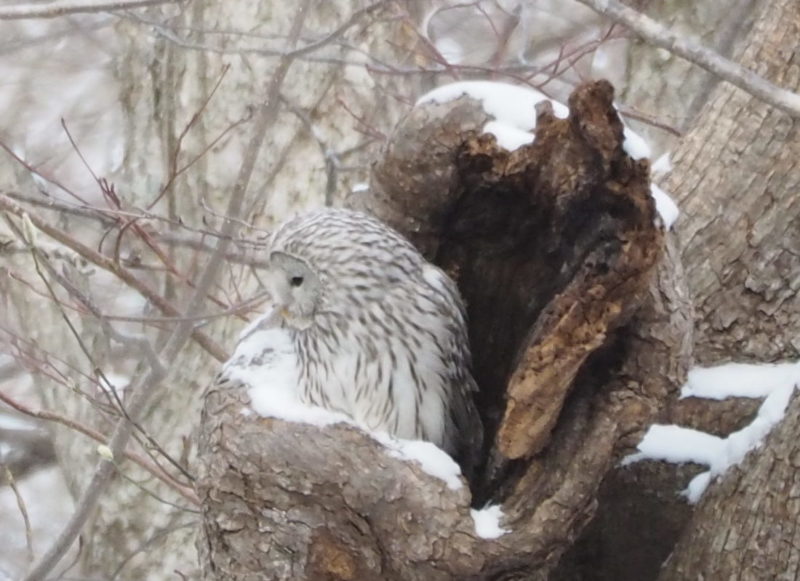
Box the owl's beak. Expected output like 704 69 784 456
279 306 290 319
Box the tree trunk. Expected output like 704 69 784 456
660 391 800 580
620 0 757 153
196 80 690 580
556 1 800 578
667 0 800 365
657 0 800 576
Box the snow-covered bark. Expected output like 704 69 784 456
555 1 799 577
197 80 684 580
3 1 799 579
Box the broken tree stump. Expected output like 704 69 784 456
197 80 690 580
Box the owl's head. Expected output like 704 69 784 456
266 251 323 330
265 208 424 328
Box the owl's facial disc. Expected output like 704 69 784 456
268 251 321 329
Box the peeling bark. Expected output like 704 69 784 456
197 81 685 579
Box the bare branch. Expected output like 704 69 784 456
21 1 314 577
0 390 198 505
3 190 271 264
0 0 179 20
0 194 228 362
3 466 34 566
123 1 386 61
574 0 800 118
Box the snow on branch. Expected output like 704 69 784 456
575 0 800 118
625 362 800 502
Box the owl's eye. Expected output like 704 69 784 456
290 276 304 288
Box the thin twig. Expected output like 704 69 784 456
3 213 134 422
0 0 179 20
124 1 385 61
109 521 197 580
113 467 199 513
4 190 272 262
574 0 800 118
280 96 341 206
3 465 34 565
21 1 314 578
0 194 228 362
57 120 244 319
7 203 195 493
0 390 198 504
149 65 236 210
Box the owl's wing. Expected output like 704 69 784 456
204 306 287 402
423 265 485 483
449 376 483 487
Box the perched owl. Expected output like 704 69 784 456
218 208 482 477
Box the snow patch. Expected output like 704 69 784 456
435 37 464 64
625 362 798 503
681 362 800 400
416 81 567 151
471 504 509 539
351 182 369 193
232 309 463 489
417 81 677 229
651 184 679 229
224 313 350 428
622 126 651 160
651 152 672 175
483 121 534 151
376 433 463 491
416 79 652 176
99 372 130 395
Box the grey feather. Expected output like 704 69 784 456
219 208 483 478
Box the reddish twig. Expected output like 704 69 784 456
0 390 198 505
0 193 228 362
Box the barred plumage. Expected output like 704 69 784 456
219 208 482 473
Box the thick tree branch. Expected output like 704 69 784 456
574 0 800 118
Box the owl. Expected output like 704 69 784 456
218 208 482 477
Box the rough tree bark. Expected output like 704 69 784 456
667 0 800 365
556 1 800 578
660 394 800 580
196 80 692 579
621 0 757 152
656 0 800 577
